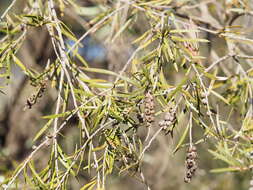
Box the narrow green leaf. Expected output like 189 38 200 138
169 29 199 33
42 111 71 119
28 162 47 188
210 90 230 105
112 18 132 42
80 180 96 190
173 123 189 153
132 30 149 44
83 67 140 87
57 145 76 176
171 36 209 43
92 144 106 152
208 149 235 166
12 55 26 72
210 167 239 173
33 119 53 142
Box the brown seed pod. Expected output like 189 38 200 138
26 99 33 109
137 113 144 123
186 151 198 160
158 120 166 129
186 160 195 169
184 176 191 183
25 80 47 109
200 91 208 105
186 170 192 178
159 106 177 131
145 109 151 115
144 90 155 127
184 146 198 183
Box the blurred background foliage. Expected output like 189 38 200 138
0 0 253 190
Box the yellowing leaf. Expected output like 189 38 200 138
12 55 27 72
171 36 209 43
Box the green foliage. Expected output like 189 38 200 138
0 0 253 189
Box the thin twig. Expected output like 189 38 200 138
55 119 114 190
52 69 64 178
47 0 103 186
66 5 128 55
3 140 50 190
0 0 18 20
205 54 232 73
189 111 193 148
139 127 163 160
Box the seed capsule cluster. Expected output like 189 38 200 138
200 91 207 105
26 81 46 109
184 146 198 183
144 91 155 127
159 107 176 130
